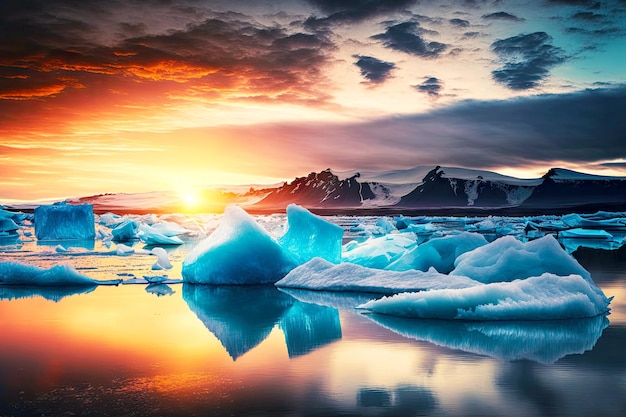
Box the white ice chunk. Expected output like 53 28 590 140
359 273 611 320
137 224 184 246
98 212 123 226
342 234 417 269
182 205 296 284
115 243 135 255
34 202 95 240
0 261 121 286
54 244 68 253
450 235 590 283
279 204 343 264
150 247 172 270
276 258 480 294
387 232 488 273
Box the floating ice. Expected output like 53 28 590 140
560 228 612 239
34 202 95 240
562 213 626 230
182 205 296 284
137 223 184 246
98 212 123 227
276 258 480 295
278 204 343 264
359 273 611 320
387 232 488 273
0 261 121 286
111 219 139 241
450 235 590 283
150 247 172 270
342 233 417 269
366 314 609 363
115 243 135 255
0 216 19 235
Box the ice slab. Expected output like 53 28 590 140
342 233 417 269
0 261 121 286
387 232 488 273
150 247 172 270
359 273 611 320
276 258 480 295
560 228 612 239
34 202 95 240
279 204 343 265
111 219 139 241
0 217 19 235
137 224 184 246
182 205 296 284
450 235 590 283
366 313 609 364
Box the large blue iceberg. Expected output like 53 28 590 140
279 204 343 265
34 202 95 240
182 205 296 284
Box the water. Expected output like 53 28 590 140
1 216 626 416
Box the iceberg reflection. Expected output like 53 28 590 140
365 313 610 364
280 302 342 358
182 284 294 360
0 284 97 302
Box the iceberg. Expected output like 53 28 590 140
0 261 121 286
358 273 611 320
278 204 343 264
342 233 417 269
560 228 612 239
137 224 184 246
276 258 480 295
0 216 19 236
34 202 95 240
387 232 488 273
111 219 139 241
450 235 591 283
150 247 172 270
366 313 609 364
182 205 296 284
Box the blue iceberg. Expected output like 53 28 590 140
0 261 121 286
34 202 95 240
358 273 611 320
279 204 343 265
182 205 296 284
111 219 139 241
342 233 418 269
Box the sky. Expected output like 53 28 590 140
1 0 625 201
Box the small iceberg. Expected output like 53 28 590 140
0 261 121 286
560 228 613 239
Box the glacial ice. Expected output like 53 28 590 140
342 233 417 269
182 205 296 284
137 223 184 246
387 232 488 273
150 247 172 270
276 258 480 294
111 219 139 241
560 228 612 239
278 204 343 264
34 202 95 240
0 261 121 286
0 216 19 235
450 235 591 283
359 273 611 320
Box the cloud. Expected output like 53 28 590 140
414 77 443 97
482 12 525 21
449 18 471 27
304 0 419 28
371 21 447 58
353 55 396 84
491 32 567 90
572 11 605 20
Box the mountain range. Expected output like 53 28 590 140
7 166 625 215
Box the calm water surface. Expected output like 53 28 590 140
1 220 626 416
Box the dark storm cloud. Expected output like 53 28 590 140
463 31 483 39
491 32 567 90
449 18 471 27
572 11 606 20
482 12 525 21
414 77 443 97
0 0 336 107
371 21 447 58
353 55 396 84
261 86 626 171
304 0 419 28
